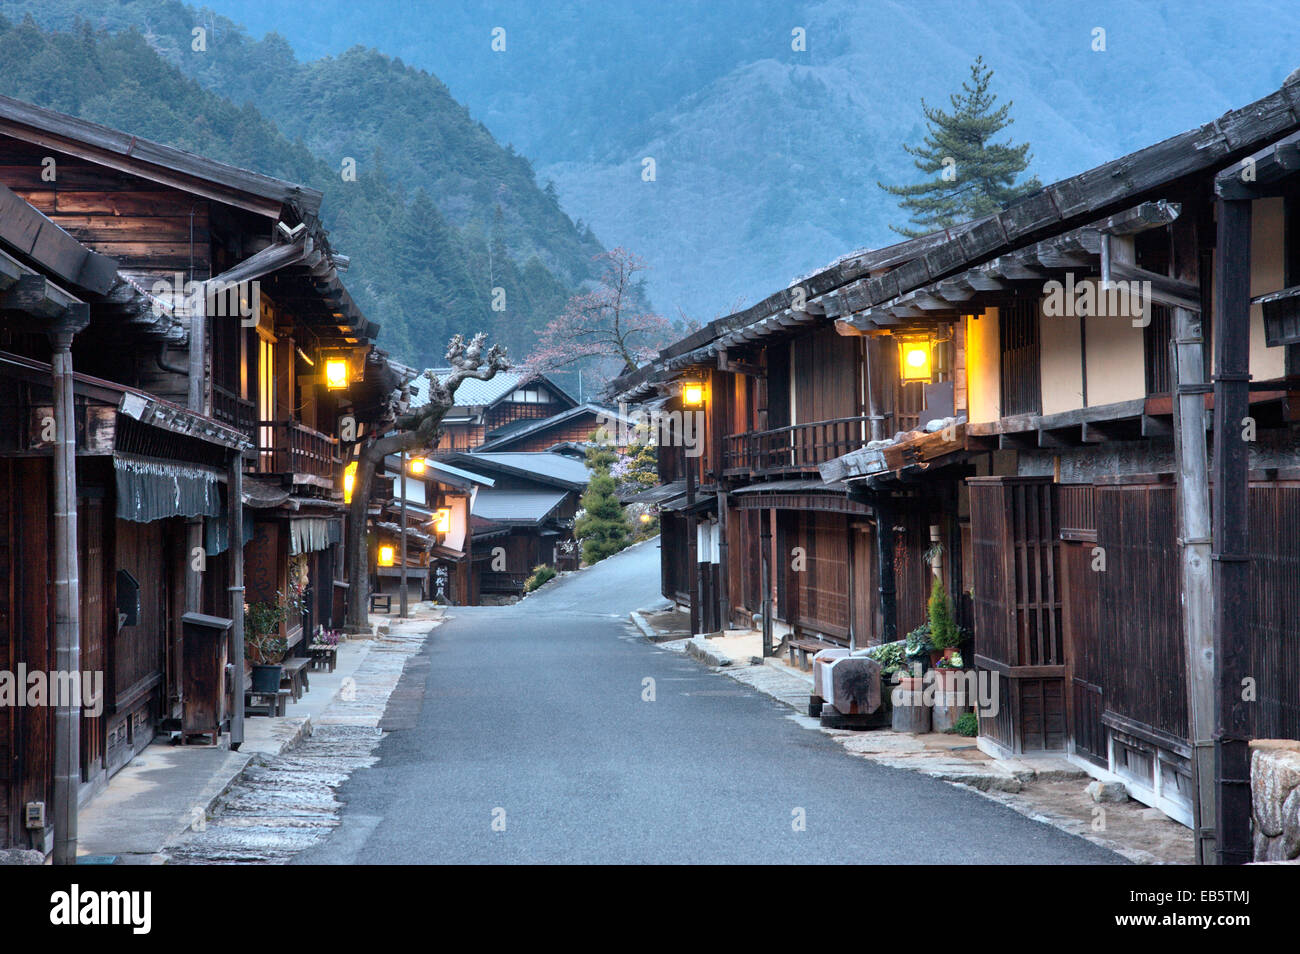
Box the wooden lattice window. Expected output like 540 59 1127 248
999 300 1041 417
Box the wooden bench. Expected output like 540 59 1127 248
308 643 339 673
279 656 311 702
245 689 292 717
369 592 392 614
787 637 837 671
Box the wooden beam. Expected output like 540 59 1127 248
1109 260 1201 312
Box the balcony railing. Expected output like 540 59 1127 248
212 383 256 441
724 415 873 475
256 420 339 482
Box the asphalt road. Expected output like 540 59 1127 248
298 539 1121 864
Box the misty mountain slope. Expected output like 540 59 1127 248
14 0 1299 324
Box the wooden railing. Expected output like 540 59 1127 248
256 420 339 481
212 383 256 440
724 415 872 475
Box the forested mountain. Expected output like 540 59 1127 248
0 5 605 369
7 0 1300 334
79 0 1297 324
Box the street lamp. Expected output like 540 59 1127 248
409 457 426 476
325 356 349 390
898 337 932 382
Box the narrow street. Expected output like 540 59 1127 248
288 541 1121 865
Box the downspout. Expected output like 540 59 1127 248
50 304 90 866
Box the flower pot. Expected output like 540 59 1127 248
943 647 957 663
892 676 931 733
251 663 283 693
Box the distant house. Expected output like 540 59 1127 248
372 455 494 606
443 451 590 599
409 369 577 455
476 402 636 453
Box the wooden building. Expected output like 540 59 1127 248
370 454 493 606
612 75 1300 862
408 368 576 455
442 451 588 598
0 95 399 856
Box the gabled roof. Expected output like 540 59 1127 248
408 368 576 411
470 488 569 525
611 73 1300 401
477 403 628 451
444 451 590 490
0 94 321 220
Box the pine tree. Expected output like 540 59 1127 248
927 575 959 651
879 57 1040 238
574 446 631 564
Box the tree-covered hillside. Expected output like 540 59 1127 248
0 8 602 369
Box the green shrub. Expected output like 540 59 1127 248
863 640 906 676
575 446 632 564
954 711 979 737
524 564 558 592
927 576 960 651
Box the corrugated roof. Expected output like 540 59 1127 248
409 369 576 410
449 451 591 489
471 488 569 525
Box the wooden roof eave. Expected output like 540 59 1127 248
0 96 322 220
612 78 1300 397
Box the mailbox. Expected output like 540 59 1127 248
182 612 233 744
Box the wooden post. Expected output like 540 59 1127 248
49 305 88 865
759 508 773 656
684 434 699 635
716 490 729 631
1211 196 1253 865
846 520 857 651
875 497 897 643
227 451 245 747
184 287 207 715
400 450 409 618
1167 215 1217 865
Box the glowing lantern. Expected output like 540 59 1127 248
325 357 349 390
681 382 705 407
378 545 396 567
433 508 451 534
409 457 426 476
342 461 357 503
899 339 932 382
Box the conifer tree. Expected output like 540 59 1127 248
574 446 632 564
879 57 1040 237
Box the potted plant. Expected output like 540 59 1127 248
904 622 932 668
926 576 961 666
245 597 291 693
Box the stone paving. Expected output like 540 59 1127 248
163 623 435 864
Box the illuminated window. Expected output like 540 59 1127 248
343 461 357 503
